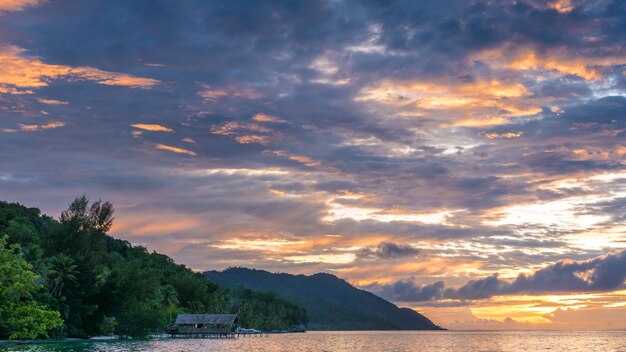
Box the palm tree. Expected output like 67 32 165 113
47 253 79 300
160 285 179 326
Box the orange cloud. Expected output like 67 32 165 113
213 238 306 252
550 105 565 114
266 150 321 167
112 215 202 236
567 145 626 160
451 116 511 127
0 0 42 12
268 189 286 196
507 51 599 80
0 45 159 94
549 0 573 13
422 291 626 330
251 113 288 123
484 131 524 139
288 155 320 167
0 86 31 94
37 98 68 105
198 85 262 102
472 45 626 81
155 144 197 156
211 121 271 136
357 78 542 127
358 79 528 105
234 135 271 145
2 121 64 132
130 123 173 132
211 121 279 145
345 256 476 286
198 88 228 102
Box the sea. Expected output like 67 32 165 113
2 331 626 352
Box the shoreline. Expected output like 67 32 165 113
3 329 625 346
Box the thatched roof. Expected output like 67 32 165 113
175 314 238 325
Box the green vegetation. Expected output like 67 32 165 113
230 286 308 331
0 236 63 339
205 268 442 330
0 197 307 339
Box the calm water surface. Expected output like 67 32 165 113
3 331 626 352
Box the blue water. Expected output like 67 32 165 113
2 331 626 352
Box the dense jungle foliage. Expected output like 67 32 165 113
0 197 307 339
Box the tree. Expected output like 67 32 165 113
59 196 114 233
47 254 79 321
89 200 114 233
0 199 309 338
48 254 79 300
59 195 89 231
160 285 181 326
0 236 63 339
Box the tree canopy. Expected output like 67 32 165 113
0 236 63 339
0 197 308 339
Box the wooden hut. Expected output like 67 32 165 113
169 314 238 336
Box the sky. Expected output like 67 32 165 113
0 0 625 330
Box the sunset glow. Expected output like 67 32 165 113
1 0 625 331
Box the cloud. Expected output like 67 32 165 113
484 132 523 139
210 122 271 136
130 124 173 132
356 79 542 127
37 98 68 105
474 46 604 81
197 88 228 102
357 241 421 259
369 249 626 302
234 135 271 145
0 0 42 12
252 113 289 123
0 44 159 94
506 249 626 293
2 121 64 132
1 0 626 328
368 280 445 302
154 144 197 156
198 86 262 102
543 306 626 330
266 150 320 167
211 122 279 146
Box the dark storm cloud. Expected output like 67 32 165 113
531 77 593 99
589 197 626 222
369 280 446 302
357 241 421 259
4 1 367 69
1 0 625 283
369 249 626 302
341 0 626 82
485 96 626 142
525 153 622 176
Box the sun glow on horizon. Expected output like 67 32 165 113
3 0 626 332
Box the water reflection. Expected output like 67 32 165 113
3 331 626 352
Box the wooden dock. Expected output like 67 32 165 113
168 332 271 339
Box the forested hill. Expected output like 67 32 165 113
0 198 307 339
204 268 443 330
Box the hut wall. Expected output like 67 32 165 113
177 325 232 334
